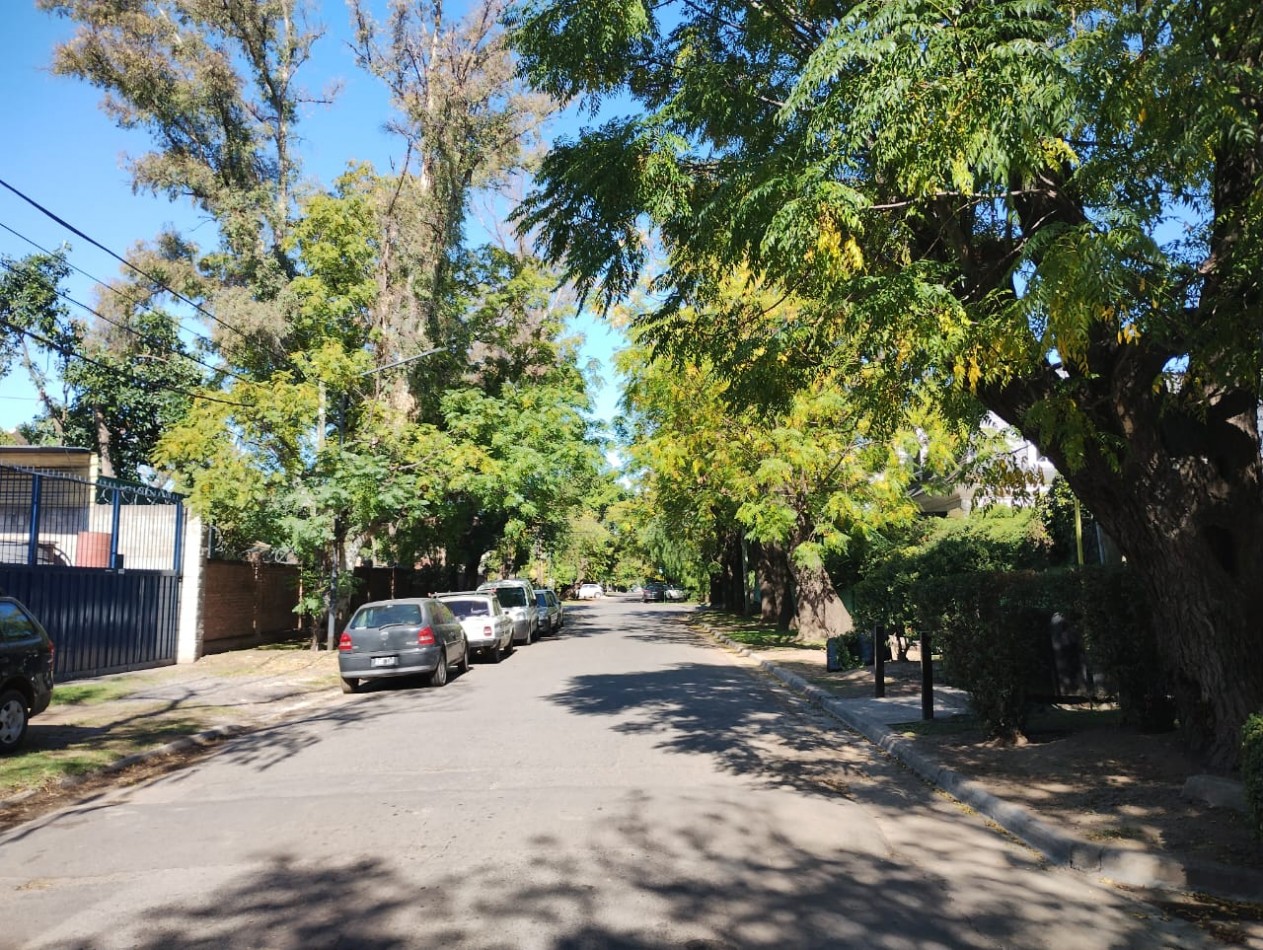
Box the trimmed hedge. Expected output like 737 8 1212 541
910 567 1172 739
1245 713 1263 840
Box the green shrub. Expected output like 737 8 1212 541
1067 568 1174 731
1244 713 1263 840
827 633 864 671
900 565 1172 740
853 507 1052 634
921 571 1055 740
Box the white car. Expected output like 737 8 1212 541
439 592 515 662
577 583 603 600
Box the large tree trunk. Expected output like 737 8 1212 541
753 540 795 630
786 521 853 641
707 529 745 611
991 376 1263 768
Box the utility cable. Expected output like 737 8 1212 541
0 316 249 409
0 255 251 386
0 175 255 345
0 218 222 356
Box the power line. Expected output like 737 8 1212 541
0 218 221 355
0 255 251 385
0 316 249 410
0 175 254 345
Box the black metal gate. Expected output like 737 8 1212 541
0 567 182 679
0 464 186 680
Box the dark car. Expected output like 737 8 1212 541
0 596 55 754
338 598 469 694
535 588 563 635
641 582 666 602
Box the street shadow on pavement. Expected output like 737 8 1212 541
43 790 1193 950
546 660 900 802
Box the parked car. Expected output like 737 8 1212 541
0 596 55 753
665 585 688 602
477 579 539 644
439 592 514 663
535 588 563 635
577 583 603 600
641 581 666 602
338 598 468 694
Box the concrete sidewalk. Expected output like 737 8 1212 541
0 648 342 815
706 626 1263 906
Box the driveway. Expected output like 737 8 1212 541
0 599 1207 948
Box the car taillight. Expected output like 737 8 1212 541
417 626 436 645
338 632 352 651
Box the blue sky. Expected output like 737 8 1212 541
0 1 626 431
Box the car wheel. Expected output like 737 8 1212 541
0 689 30 754
489 638 504 663
429 648 449 687
340 676 361 695
457 637 470 675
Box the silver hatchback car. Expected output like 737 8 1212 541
338 598 469 694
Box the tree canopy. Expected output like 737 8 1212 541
510 0 1263 765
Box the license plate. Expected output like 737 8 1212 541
371 656 399 668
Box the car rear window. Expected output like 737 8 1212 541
350 603 423 628
492 587 527 608
444 598 492 619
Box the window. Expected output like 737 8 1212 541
445 599 491 619
493 587 527 608
0 602 37 641
349 604 423 628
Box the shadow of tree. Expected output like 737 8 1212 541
45 791 1196 950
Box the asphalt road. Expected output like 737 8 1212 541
0 598 1207 949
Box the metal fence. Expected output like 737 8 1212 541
0 464 186 573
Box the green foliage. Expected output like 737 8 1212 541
913 566 1170 739
1036 476 1103 567
1067 567 1174 732
853 508 1052 634
828 633 865 672
512 0 1263 761
927 571 1053 740
1244 714 1263 841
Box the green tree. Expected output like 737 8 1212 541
512 0 1263 766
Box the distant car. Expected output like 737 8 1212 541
338 598 469 693
0 596 55 753
577 583 603 600
665 585 687 602
439 592 514 663
535 589 563 634
477 579 539 644
641 582 666 602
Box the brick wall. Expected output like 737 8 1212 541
200 561 459 652
201 561 302 648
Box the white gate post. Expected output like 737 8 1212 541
177 514 205 664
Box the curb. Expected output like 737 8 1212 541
0 692 334 815
709 628 1263 904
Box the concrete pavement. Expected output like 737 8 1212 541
705 622 1263 905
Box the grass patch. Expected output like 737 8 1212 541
1087 825 1147 842
0 749 118 789
697 616 824 651
1 719 204 797
49 680 137 707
